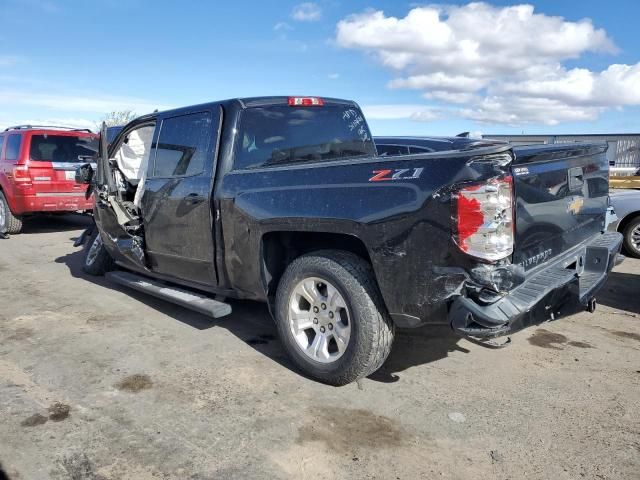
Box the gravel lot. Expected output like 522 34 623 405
1 215 639 480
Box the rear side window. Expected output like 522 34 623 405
0 136 4 160
377 145 409 156
153 112 212 177
5 134 22 161
408 146 434 154
29 135 98 162
234 105 376 170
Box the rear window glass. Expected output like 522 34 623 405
6 134 22 161
234 105 376 170
377 144 409 156
30 135 98 162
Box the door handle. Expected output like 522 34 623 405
184 193 204 205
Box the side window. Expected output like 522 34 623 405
5 134 22 162
377 145 409 156
408 146 434 154
0 136 4 160
152 112 212 177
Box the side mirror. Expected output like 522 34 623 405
75 163 94 184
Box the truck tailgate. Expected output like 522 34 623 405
511 143 609 271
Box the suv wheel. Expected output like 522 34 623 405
622 216 640 259
83 230 115 275
0 190 23 234
275 250 395 386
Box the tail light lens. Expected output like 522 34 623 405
453 176 514 262
12 165 32 188
288 96 324 106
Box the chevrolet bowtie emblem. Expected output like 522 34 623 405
568 196 584 215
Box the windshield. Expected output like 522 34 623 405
30 134 98 163
235 104 376 170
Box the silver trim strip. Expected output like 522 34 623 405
35 192 86 197
51 162 97 170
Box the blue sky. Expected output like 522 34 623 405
0 0 638 136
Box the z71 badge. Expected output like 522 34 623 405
369 168 424 182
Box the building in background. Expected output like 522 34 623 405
482 134 640 176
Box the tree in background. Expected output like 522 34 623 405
95 110 137 130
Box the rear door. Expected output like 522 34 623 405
141 108 221 285
511 143 609 271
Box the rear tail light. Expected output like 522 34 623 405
11 165 32 188
453 176 514 262
288 96 324 106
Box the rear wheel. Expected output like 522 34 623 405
83 230 115 275
274 250 394 386
0 190 23 234
622 216 640 259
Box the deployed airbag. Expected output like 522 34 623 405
115 126 154 184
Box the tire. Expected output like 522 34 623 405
274 250 395 386
83 230 115 275
622 216 640 259
0 190 23 234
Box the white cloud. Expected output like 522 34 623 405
0 89 169 114
274 22 293 31
336 3 638 125
328 73 340 80
291 2 321 22
361 104 441 121
460 96 603 126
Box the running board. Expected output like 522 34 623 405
105 271 232 319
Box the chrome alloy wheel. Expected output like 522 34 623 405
86 234 103 266
632 224 640 252
0 199 5 231
288 277 351 363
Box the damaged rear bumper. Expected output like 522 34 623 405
449 232 624 339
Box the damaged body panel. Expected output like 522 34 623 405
85 97 621 344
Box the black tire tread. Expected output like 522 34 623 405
0 191 23 234
275 250 395 385
82 231 115 276
622 216 640 259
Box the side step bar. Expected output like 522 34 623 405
106 271 232 319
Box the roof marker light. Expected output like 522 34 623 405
288 97 324 106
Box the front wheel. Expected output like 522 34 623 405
83 230 114 275
274 250 395 386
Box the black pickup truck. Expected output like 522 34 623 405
76 96 623 385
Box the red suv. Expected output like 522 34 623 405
0 126 98 234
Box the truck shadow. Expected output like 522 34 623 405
368 326 468 383
596 270 640 314
19 214 93 234
55 246 468 385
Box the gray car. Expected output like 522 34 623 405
609 189 640 258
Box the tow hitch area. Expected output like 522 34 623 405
449 232 623 340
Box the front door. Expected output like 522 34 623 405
140 108 221 286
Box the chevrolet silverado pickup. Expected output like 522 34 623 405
75 96 623 385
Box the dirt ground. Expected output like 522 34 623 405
1 215 638 480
